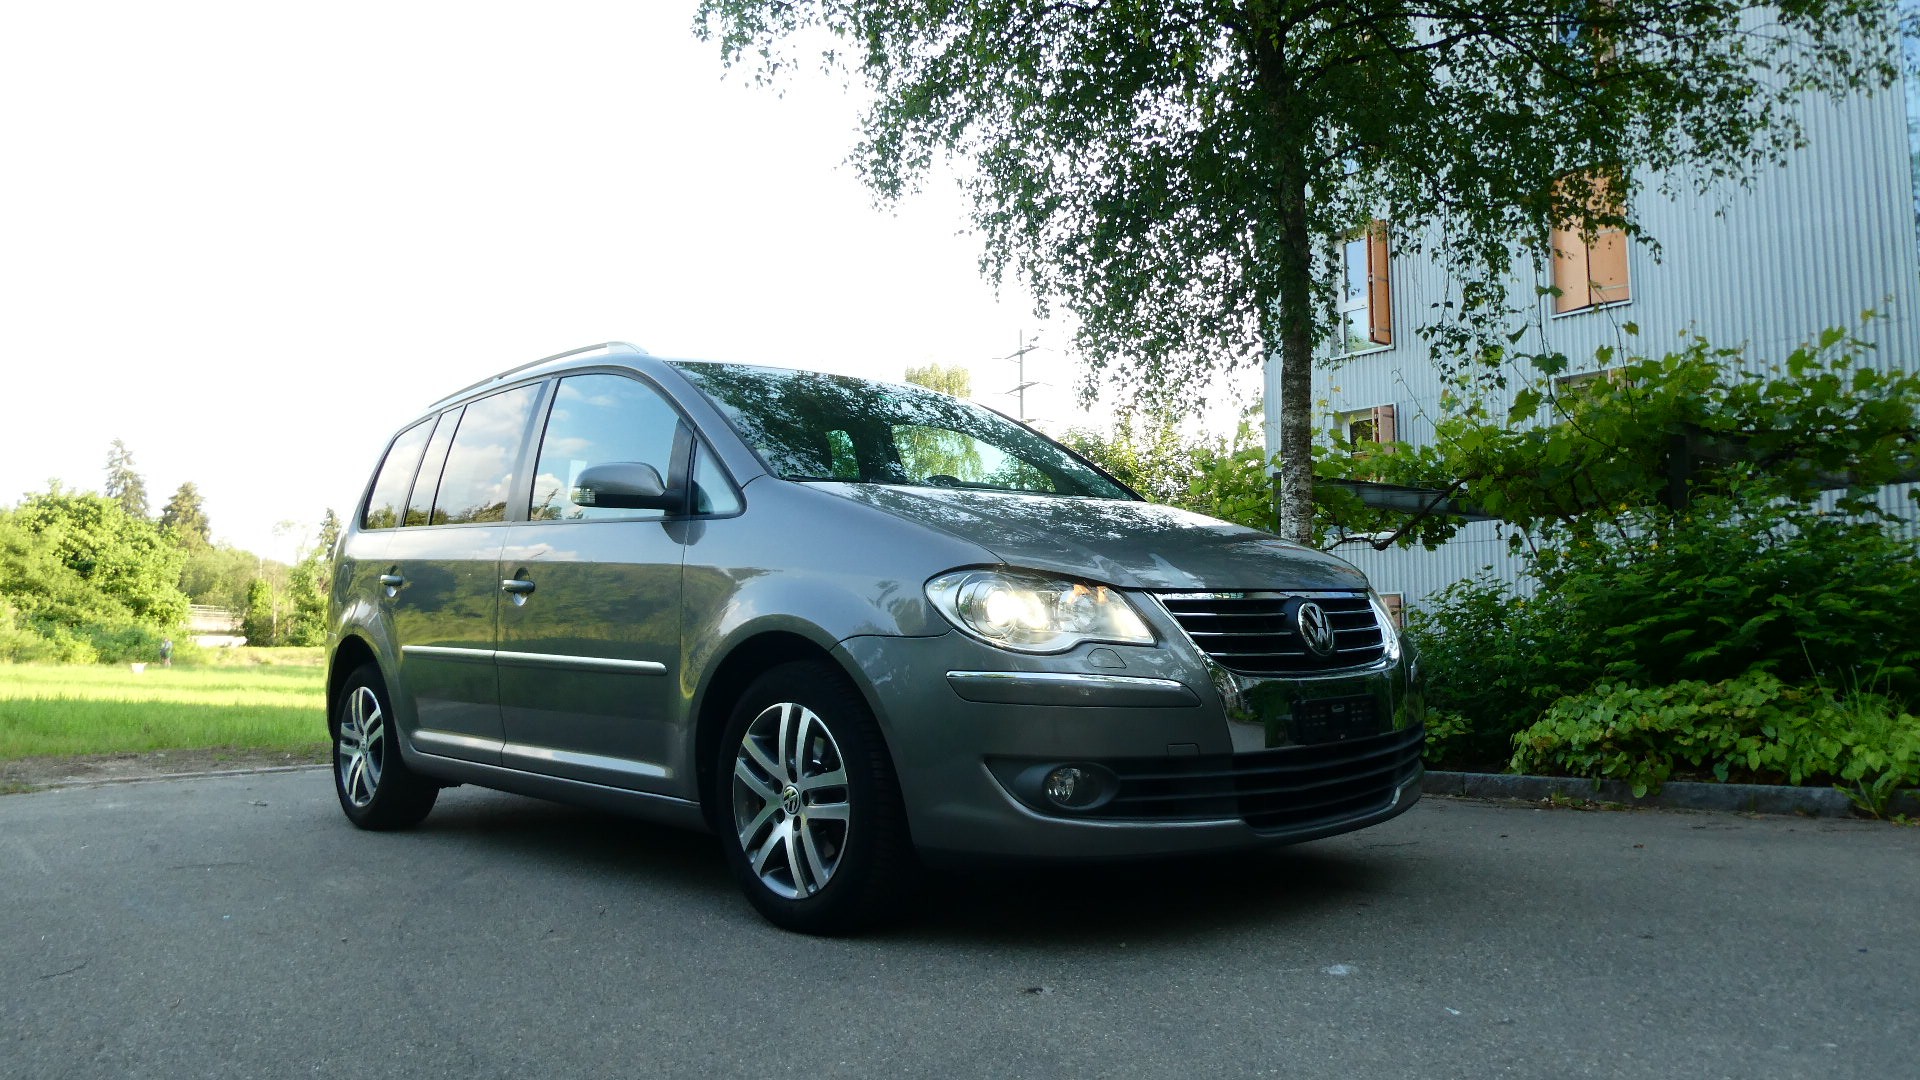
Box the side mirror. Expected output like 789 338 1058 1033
572 462 680 511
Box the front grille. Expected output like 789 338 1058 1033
1157 591 1386 674
1085 725 1424 830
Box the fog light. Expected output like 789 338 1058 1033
1041 765 1109 810
1044 766 1085 803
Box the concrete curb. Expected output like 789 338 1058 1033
1424 770 1920 818
25 763 329 793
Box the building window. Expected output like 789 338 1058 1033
1553 367 1628 409
1334 404 1397 449
1905 12 1920 248
1336 221 1393 353
1551 172 1631 314
1380 593 1405 629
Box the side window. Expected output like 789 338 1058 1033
362 419 433 530
431 384 542 525
530 373 687 521
405 410 458 526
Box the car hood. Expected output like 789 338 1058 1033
817 484 1369 592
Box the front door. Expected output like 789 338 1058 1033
496 372 690 793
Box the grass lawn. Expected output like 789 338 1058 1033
0 662 327 760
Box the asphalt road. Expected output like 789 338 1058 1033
2 772 1914 1080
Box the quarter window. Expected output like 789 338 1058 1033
362 419 433 530
692 445 742 516
405 411 458 526
530 373 688 521
431 384 541 525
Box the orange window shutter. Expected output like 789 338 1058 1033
1589 227 1630 304
1367 221 1393 345
1551 225 1591 313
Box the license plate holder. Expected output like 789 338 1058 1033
1292 695 1384 744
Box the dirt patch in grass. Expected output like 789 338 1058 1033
0 743 330 793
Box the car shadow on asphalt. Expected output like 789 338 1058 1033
891 848 1398 945
406 787 1402 942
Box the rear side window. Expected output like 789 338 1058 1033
362 419 433 530
530 373 686 521
430 384 542 524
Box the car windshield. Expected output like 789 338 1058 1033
671 362 1135 500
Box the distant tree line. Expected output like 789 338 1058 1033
0 440 336 662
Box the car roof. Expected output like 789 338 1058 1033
422 341 656 413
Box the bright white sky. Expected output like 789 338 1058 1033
0 1 1257 562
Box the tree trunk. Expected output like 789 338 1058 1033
1244 14 1318 546
1273 166 1316 545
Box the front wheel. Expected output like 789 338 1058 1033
718 661 917 934
332 663 438 829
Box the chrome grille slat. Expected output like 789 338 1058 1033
1157 590 1387 674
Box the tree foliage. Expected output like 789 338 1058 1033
0 488 189 662
242 512 337 647
179 544 274 612
903 362 972 398
1062 407 1273 527
1365 327 1920 774
699 0 1896 543
1317 325 1920 551
103 438 149 520
160 481 212 548
10 488 187 627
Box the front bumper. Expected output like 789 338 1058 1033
834 631 1424 861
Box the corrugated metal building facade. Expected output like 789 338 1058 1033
1267 25 1920 612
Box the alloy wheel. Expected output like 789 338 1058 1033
337 684 386 809
731 701 851 899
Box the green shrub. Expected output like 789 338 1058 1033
1404 573 1593 770
1409 485 1920 768
1510 670 1920 815
1535 490 1920 700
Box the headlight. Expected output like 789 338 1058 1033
926 568 1154 653
1367 589 1403 663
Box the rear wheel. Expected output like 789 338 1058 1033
332 663 437 829
718 661 916 934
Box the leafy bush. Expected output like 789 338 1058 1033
1510 670 1920 815
1408 484 1920 768
0 603 99 664
9 489 187 626
1406 573 1589 770
1534 489 1920 699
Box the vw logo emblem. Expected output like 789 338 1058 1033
1295 601 1337 659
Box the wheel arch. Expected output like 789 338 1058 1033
691 630 878 826
326 634 381 725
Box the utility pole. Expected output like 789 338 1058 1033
1000 330 1044 424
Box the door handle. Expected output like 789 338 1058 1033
378 573 404 598
500 578 536 595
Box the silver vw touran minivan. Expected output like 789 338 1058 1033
327 342 1424 932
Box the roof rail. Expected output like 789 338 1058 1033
429 341 650 409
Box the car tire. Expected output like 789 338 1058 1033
332 662 438 830
717 660 917 934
